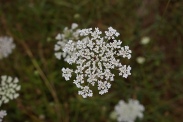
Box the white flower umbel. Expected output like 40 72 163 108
54 23 80 60
61 27 132 98
0 76 21 106
114 99 145 122
0 110 6 122
0 36 15 59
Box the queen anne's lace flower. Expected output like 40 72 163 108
0 75 21 106
60 27 132 98
54 23 80 60
113 99 145 122
0 110 6 122
0 36 15 59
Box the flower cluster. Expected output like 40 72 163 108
61 27 132 98
0 110 6 122
112 99 145 122
54 23 80 60
0 75 21 106
0 36 15 59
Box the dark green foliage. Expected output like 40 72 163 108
0 0 183 121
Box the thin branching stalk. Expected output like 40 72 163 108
1 14 64 122
163 0 171 17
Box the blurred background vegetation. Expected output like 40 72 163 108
0 0 183 122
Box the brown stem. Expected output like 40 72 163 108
1 14 63 122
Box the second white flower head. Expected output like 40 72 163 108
114 99 145 122
0 36 15 59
